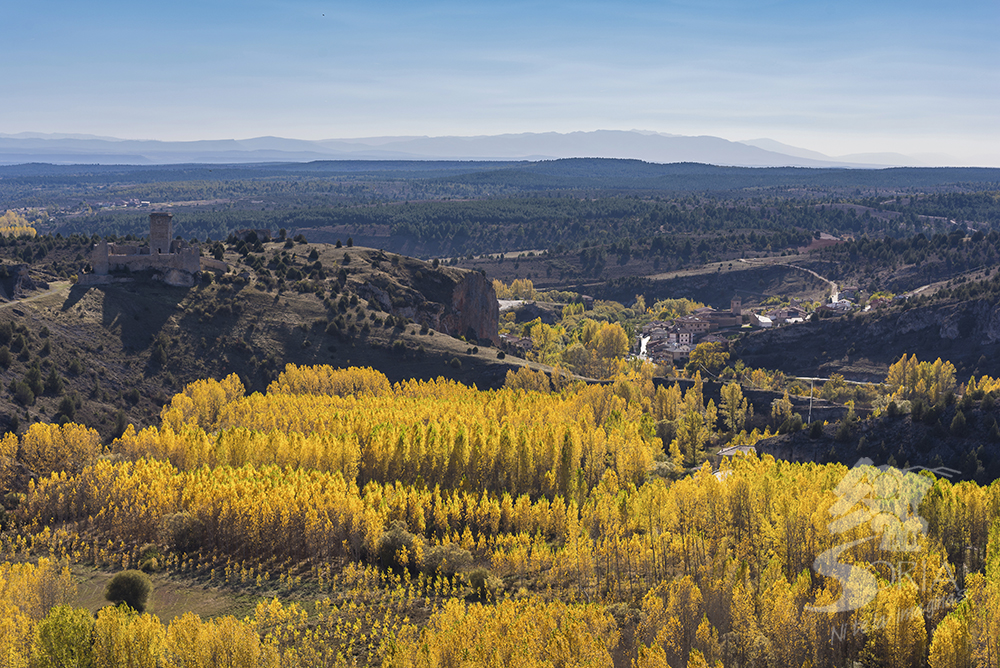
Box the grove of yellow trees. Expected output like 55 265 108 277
3 362 1000 667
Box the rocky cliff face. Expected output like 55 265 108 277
735 298 1000 380
357 263 499 345
438 271 499 344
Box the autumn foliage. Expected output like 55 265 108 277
2 362 1000 666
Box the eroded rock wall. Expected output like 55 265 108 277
357 267 499 344
440 271 499 344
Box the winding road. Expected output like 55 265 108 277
738 258 839 302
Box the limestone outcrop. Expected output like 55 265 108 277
358 265 499 345
438 270 499 344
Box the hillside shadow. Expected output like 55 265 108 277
90 283 191 352
61 284 90 311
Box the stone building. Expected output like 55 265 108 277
83 212 202 287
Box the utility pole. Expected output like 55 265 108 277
808 378 814 424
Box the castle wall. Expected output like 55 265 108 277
200 257 229 272
107 247 200 275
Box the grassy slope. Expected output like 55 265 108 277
71 566 250 622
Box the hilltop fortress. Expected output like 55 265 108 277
82 212 203 287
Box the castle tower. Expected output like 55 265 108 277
92 240 110 275
150 212 173 254
731 295 742 317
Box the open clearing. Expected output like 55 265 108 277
72 566 253 622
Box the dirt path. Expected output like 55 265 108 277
0 281 72 310
738 258 839 301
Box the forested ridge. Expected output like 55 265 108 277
4 160 999 262
1 363 1000 667
47 196 972 262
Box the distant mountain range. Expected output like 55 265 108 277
0 130 941 167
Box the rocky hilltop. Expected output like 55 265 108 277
0 238 509 442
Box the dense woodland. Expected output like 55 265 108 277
1 363 1000 666
2 161 999 263
40 197 984 261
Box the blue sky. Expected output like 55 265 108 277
3 0 998 164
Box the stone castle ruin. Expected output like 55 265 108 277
82 212 202 287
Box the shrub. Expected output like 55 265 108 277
834 419 852 443
25 363 44 396
11 381 34 406
138 544 165 573
68 357 84 375
779 414 803 434
56 395 76 421
105 570 152 612
449 357 462 370
161 512 205 552
376 521 419 572
466 568 502 601
112 410 128 438
989 419 1000 443
421 542 472 577
44 369 64 395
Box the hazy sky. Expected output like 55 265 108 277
3 0 998 164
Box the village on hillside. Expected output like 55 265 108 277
637 286 904 366
496 273 907 366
